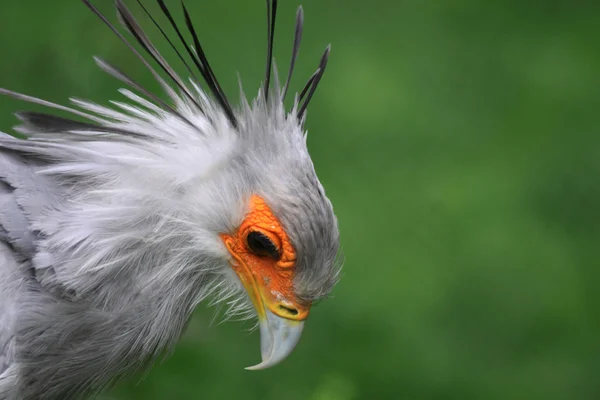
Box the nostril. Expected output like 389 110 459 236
278 304 299 316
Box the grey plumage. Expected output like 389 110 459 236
0 1 341 399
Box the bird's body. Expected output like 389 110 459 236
0 1 341 399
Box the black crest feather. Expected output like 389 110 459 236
1 1 331 136
264 0 278 101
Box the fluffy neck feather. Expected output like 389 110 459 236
12 93 257 398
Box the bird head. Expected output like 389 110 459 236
143 0 344 369
211 92 342 369
0 0 342 374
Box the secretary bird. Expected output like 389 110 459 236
0 0 342 398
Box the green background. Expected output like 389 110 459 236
1 0 599 399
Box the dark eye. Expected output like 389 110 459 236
247 231 280 260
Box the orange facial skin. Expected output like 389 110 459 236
220 195 310 321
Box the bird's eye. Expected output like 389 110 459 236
247 231 280 260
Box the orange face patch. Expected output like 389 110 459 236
220 195 310 321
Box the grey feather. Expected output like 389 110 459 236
0 1 341 398
92 56 191 126
133 0 200 84
0 181 36 257
0 88 104 124
281 6 304 102
114 0 203 112
13 111 146 141
0 242 30 400
298 45 331 119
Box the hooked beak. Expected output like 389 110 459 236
238 271 310 370
220 233 310 370
245 310 305 370
219 195 310 370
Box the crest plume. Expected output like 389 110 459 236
0 1 341 398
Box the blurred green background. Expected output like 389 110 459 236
1 0 599 399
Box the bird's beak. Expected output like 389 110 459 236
220 231 310 370
245 310 305 370
219 195 310 370
232 258 309 370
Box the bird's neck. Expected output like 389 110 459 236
14 141 239 397
15 274 202 399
